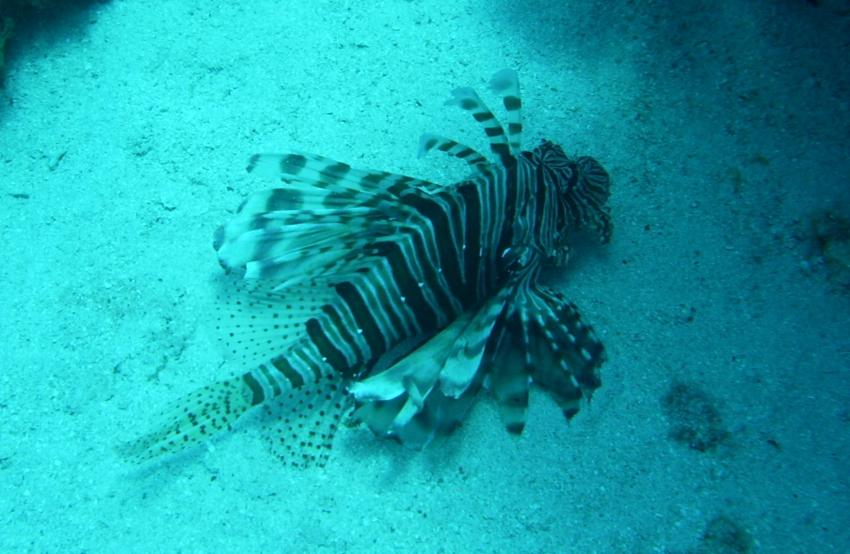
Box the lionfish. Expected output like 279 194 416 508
121 69 612 465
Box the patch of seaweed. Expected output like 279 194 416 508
661 381 729 452
696 515 754 554
809 207 850 290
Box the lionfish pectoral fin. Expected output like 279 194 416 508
350 305 492 447
438 287 513 397
526 286 604 420
349 312 469 403
480 282 604 433
348 396 404 437
483 320 532 435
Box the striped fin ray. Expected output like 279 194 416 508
437 288 514 397
482 312 531 434
348 310 473 423
247 152 440 196
489 69 523 153
472 249 603 433
512 285 603 422
445 85 514 165
217 212 391 286
217 223 382 286
487 345 531 433
216 205 405 288
348 290 512 447
218 152 459 287
417 132 492 171
532 288 604 412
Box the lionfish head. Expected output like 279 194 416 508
525 140 613 255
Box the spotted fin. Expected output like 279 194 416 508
119 278 348 464
117 375 257 463
213 275 335 370
259 371 350 468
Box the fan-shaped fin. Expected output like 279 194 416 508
574 156 614 244
260 371 350 468
212 275 336 370
348 292 510 446
483 323 531 434
349 310 473 403
523 286 604 420
437 288 512 397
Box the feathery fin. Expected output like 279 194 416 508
260 372 350 468
349 289 512 446
213 275 334 370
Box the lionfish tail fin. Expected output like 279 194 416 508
117 375 258 464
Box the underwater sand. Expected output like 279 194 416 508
1 1 848 552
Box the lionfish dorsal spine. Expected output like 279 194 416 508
417 132 491 171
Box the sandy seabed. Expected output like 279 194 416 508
1 1 848 552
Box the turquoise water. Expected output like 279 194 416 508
1 1 848 552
